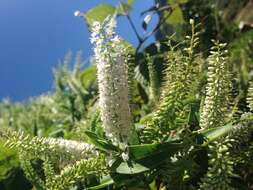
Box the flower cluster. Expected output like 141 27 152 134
1 130 97 166
45 137 98 160
247 81 253 112
90 17 132 145
200 41 231 129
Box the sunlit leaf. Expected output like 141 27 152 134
85 4 116 27
116 141 183 174
84 130 119 152
118 0 135 15
166 5 184 25
167 0 188 4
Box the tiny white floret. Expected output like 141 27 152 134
74 10 82 17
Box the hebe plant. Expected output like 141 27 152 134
1 16 253 190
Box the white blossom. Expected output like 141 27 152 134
90 17 133 145
45 138 97 159
74 10 82 17
121 152 129 161
189 18 194 25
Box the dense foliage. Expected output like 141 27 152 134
1 0 253 189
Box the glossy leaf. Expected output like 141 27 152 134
85 1 135 28
87 176 114 190
85 4 116 27
84 130 119 152
116 141 183 174
116 162 149 174
198 123 234 146
128 141 182 159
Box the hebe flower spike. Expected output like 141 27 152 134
91 16 133 145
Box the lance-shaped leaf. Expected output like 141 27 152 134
84 130 119 152
87 176 114 190
115 141 183 174
198 123 234 146
87 174 139 190
115 123 236 174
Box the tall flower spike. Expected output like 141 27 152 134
199 41 234 189
91 17 133 145
147 20 200 139
247 81 253 112
200 41 231 129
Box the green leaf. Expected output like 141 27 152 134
198 123 234 146
129 141 182 160
87 174 139 189
84 131 119 152
157 3 185 40
179 0 188 3
115 122 235 174
167 5 184 25
80 65 97 91
187 103 200 126
118 0 135 15
84 1 135 28
167 0 188 4
85 4 116 27
116 141 183 174
87 176 114 190
149 180 157 190
116 162 149 174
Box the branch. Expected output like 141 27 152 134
119 1 143 43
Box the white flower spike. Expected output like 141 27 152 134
90 17 133 145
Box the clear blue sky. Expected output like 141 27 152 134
0 0 155 101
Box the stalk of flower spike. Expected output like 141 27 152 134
90 17 133 145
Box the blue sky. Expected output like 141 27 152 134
0 0 155 101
